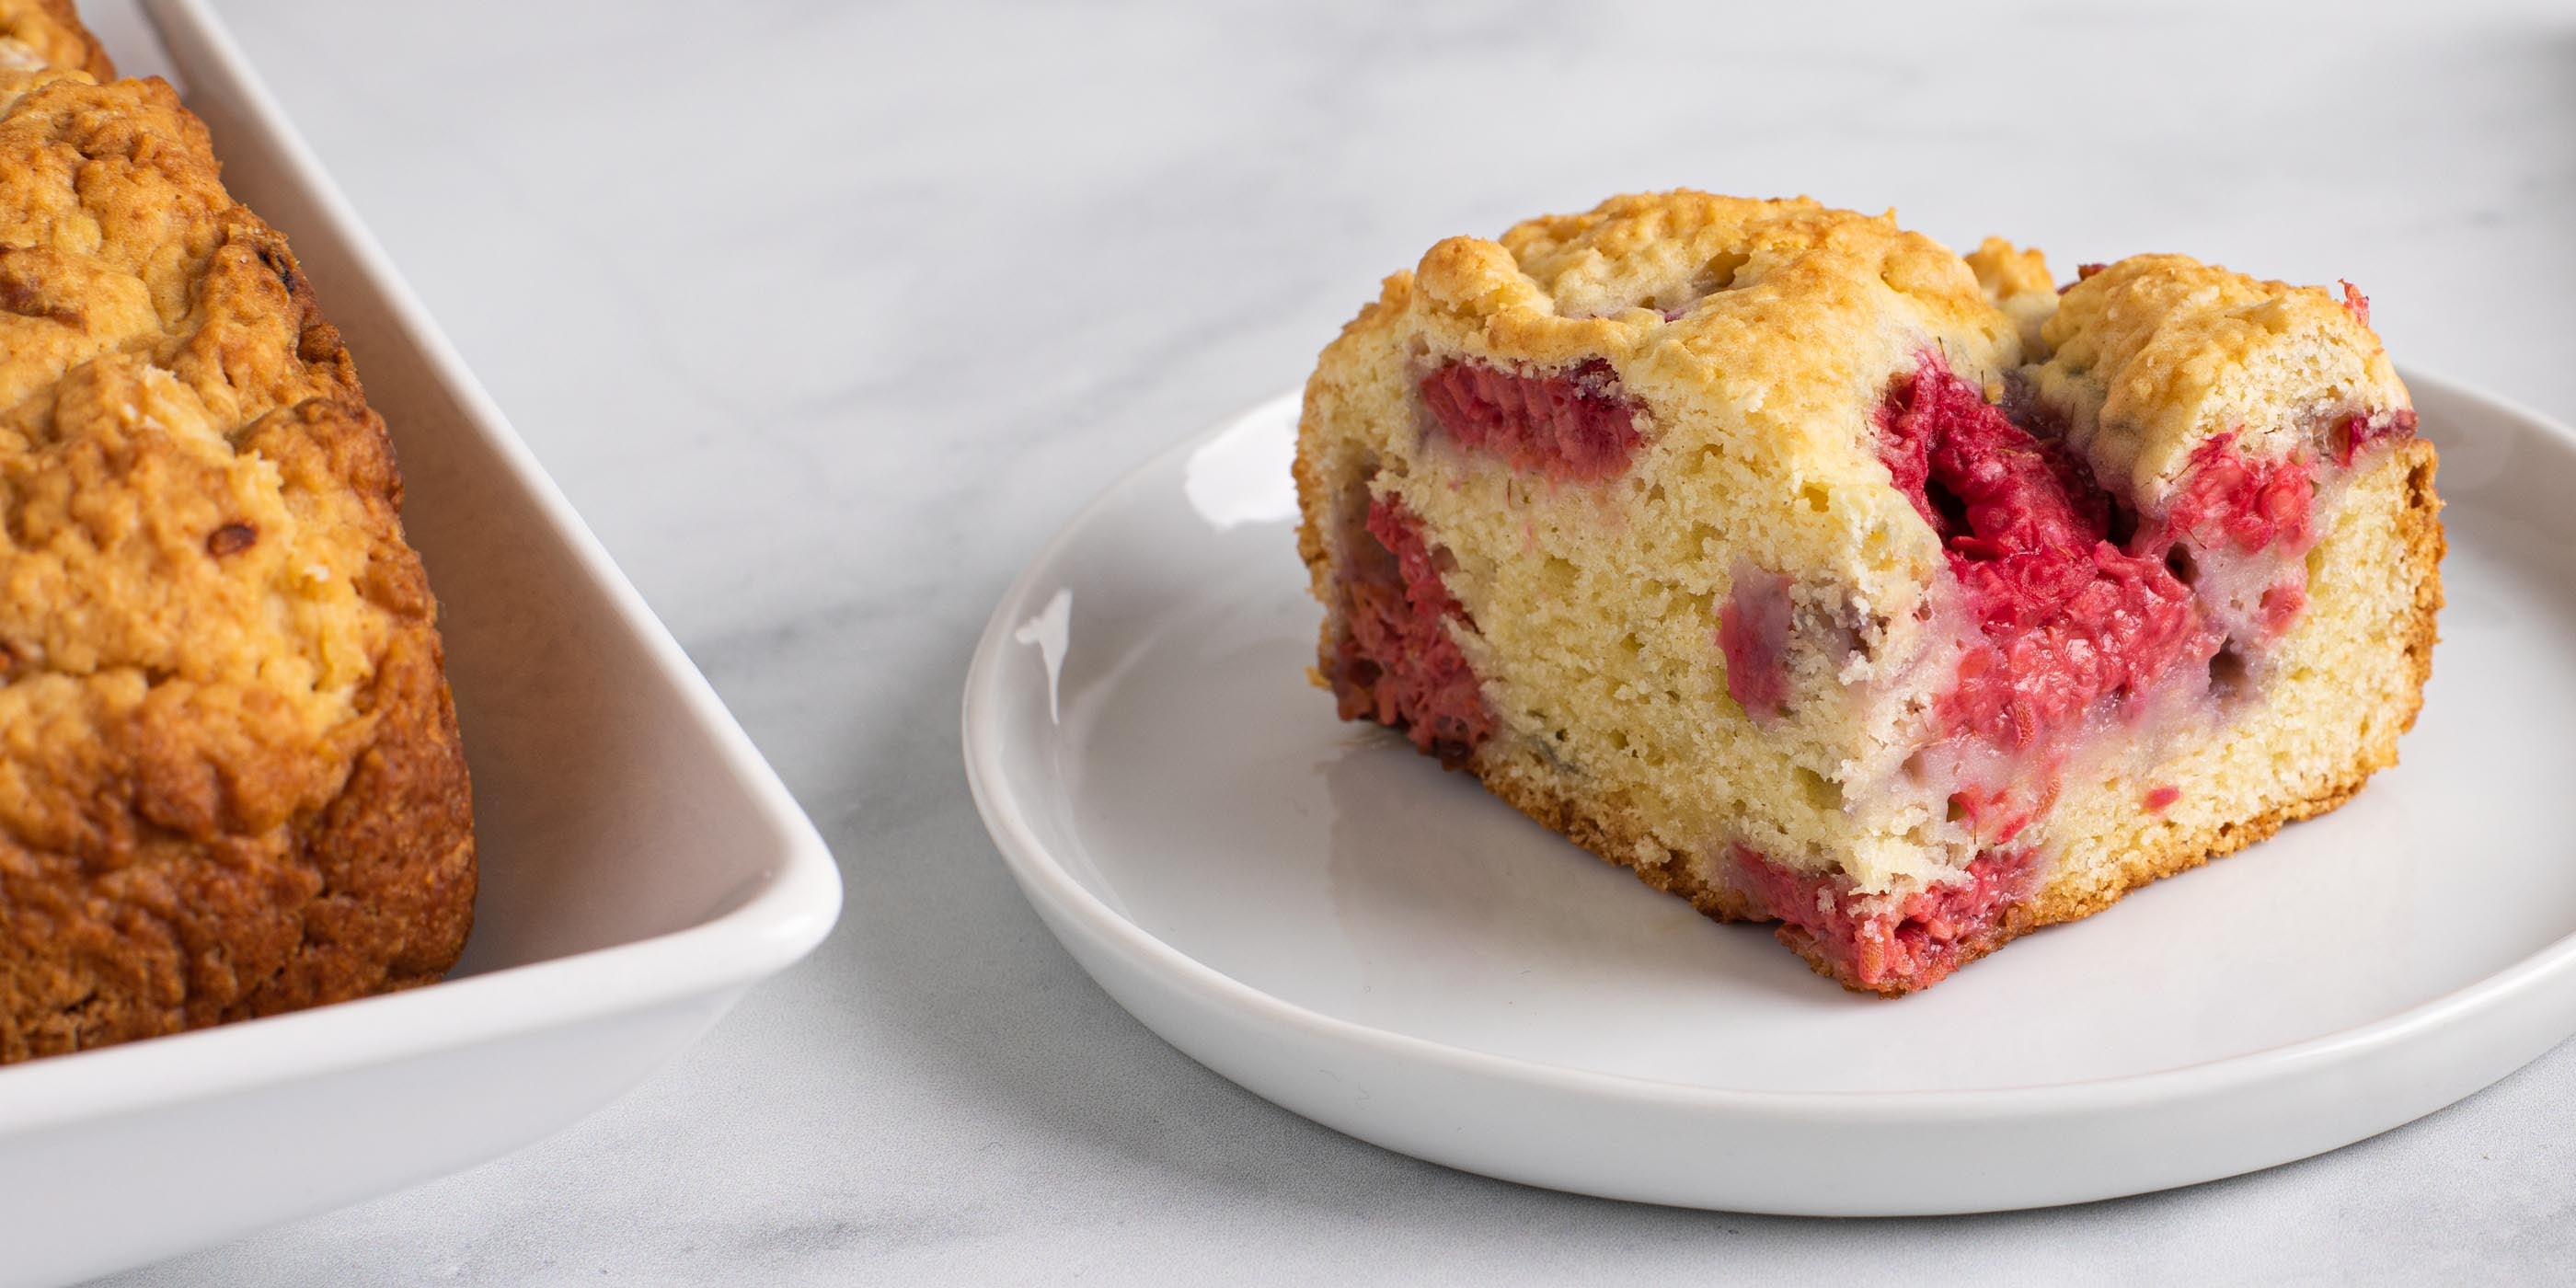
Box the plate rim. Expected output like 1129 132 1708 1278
965 366 2576 1126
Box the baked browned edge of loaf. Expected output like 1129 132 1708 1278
0 0 475 1062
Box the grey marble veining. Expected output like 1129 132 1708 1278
101 0 2576 1282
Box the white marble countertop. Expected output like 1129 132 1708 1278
100 0 2576 1282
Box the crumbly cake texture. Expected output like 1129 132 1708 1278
0 1 475 1061
1294 190 2441 995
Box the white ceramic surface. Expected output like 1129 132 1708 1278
964 374 2576 1215
70 2 2573 1282
0 5 843 1284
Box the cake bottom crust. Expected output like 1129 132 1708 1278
1473 753 2364 996
1439 442 2444 996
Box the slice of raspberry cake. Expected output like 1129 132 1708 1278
1293 191 2442 995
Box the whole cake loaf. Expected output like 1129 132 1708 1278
1295 191 2440 995
0 0 475 1060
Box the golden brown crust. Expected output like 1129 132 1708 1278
2032 254 2411 506
1474 753 1765 924
0 0 111 79
1388 191 2025 436
1480 719 2363 998
1964 236 2055 358
0 29 474 1061
1963 236 2054 304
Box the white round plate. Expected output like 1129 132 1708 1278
961 372 2576 1215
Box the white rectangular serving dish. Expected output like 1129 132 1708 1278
0 4 843 1283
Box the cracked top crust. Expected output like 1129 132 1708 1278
2027 254 2411 508
0 0 108 78
1963 235 2055 358
1400 190 2026 411
1311 190 2038 621
0 25 474 1061
1342 190 2031 590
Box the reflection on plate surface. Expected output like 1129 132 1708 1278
966 377 2576 1211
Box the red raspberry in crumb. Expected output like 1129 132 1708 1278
2161 432 2314 556
1877 357 2216 765
2145 785 2181 812
2332 408 2419 468
2258 581 2307 635
1718 569 1794 722
1736 845 2039 992
1419 359 1643 481
1330 496 1496 766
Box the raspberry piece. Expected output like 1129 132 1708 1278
1735 845 2040 992
1876 356 2221 844
1878 357 2215 740
1718 568 1794 722
2161 432 2315 555
1419 359 1644 480
2331 408 2419 468
1330 496 1496 765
